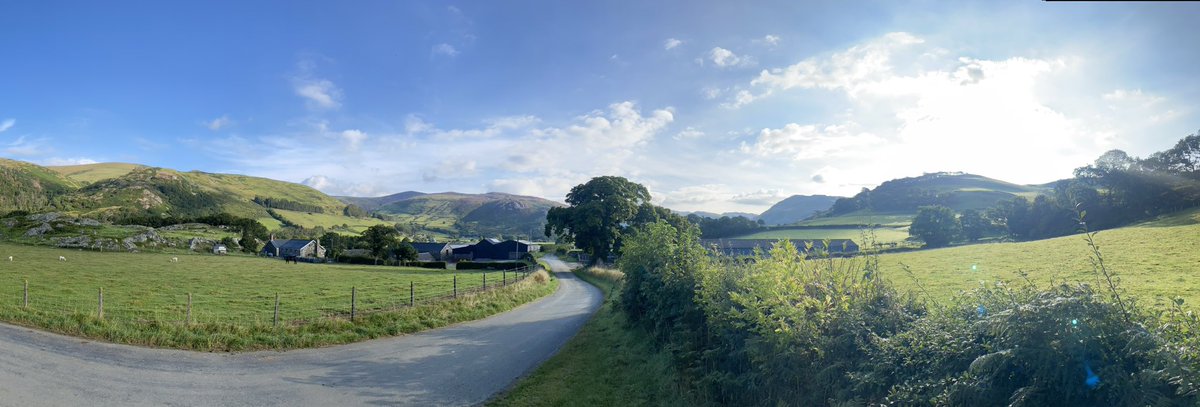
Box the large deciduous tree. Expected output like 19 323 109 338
545 176 655 263
362 224 398 264
909 205 961 248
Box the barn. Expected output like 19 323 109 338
262 239 326 259
410 242 454 261
451 239 541 261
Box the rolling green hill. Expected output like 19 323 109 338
0 158 80 213
758 195 841 225
880 210 1200 307
48 162 144 184
354 192 564 238
808 172 1048 227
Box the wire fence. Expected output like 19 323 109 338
0 265 541 328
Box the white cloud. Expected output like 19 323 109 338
3 136 44 156
340 129 368 150
702 87 723 100
433 43 459 57
0 119 13 133
42 157 99 166
293 78 342 110
205 116 232 131
731 189 786 205
707 47 755 68
756 34 781 46
750 32 924 95
674 127 704 140
741 123 885 160
664 38 682 50
721 89 769 109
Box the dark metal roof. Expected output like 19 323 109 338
410 242 450 253
270 239 314 251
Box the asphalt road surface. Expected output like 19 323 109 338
0 256 600 406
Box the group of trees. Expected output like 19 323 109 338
252 196 324 213
685 214 764 238
319 224 418 265
907 206 999 248
545 176 688 263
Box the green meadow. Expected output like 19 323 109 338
0 242 554 350
879 217 1200 307
735 226 911 244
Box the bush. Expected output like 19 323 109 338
617 220 1200 406
408 261 447 269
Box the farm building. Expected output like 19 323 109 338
262 239 326 259
451 239 541 261
410 242 453 261
700 239 859 257
212 244 228 255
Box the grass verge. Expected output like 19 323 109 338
489 267 689 407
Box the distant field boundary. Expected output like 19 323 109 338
3 265 541 328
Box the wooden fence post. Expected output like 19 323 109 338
350 287 357 321
409 281 414 307
23 280 28 309
483 273 487 290
98 288 104 319
453 274 457 298
503 270 507 286
273 293 280 327
186 293 192 324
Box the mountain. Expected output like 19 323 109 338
822 172 1047 219
0 158 80 213
335 191 427 212
758 195 842 225
353 192 565 238
48 162 144 184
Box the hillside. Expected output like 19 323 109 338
0 158 80 213
48 162 143 184
357 192 564 238
881 208 1200 306
758 195 841 225
816 172 1046 224
682 211 759 221
336 191 427 212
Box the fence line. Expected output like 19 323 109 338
1 265 540 327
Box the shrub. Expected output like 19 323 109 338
408 261 447 269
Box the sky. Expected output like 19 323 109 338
2 1 1199 213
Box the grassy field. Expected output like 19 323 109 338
47 162 143 184
272 208 393 233
490 268 688 407
734 226 910 244
880 220 1200 308
797 211 914 227
0 242 555 350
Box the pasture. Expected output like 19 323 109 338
272 208 393 233
0 242 554 350
796 211 914 227
879 221 1200 307
734 226 910 245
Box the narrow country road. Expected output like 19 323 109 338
0 256 600 407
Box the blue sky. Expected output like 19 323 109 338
2 1 1199 213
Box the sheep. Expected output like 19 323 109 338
171 257 179 263
58 256 67 261
7 256 11 262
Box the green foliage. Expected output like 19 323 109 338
616 218 1199 406
545 176 658 262
909 205 961 247
686 214 763 238
393 242 418 262
342 204 368 218
362 224 398 262
253 196 324 213
959 208 990 241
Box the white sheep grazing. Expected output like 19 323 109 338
59 256 67 261
171 257 179 263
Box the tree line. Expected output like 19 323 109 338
909 131 1200 247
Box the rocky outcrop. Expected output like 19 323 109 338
51 236 121 251
25 222 52 236
122 229 165 252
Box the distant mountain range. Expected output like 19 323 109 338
0 158 563 238
757 195 843 226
